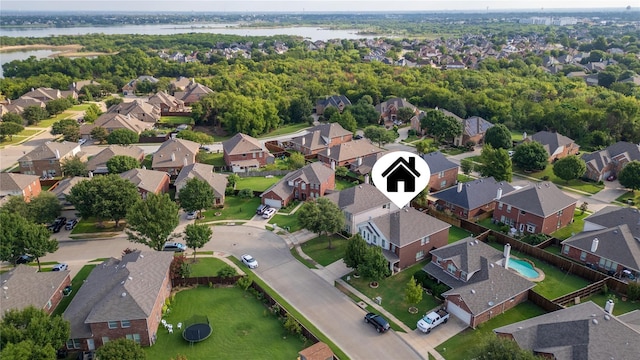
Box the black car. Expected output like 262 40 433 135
354 134 363 140
65 218 79 230
256 204 270 215
48 217 67 233
364 312 390 333
16 254 33 264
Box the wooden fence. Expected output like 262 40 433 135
527 289 563 312
236 170 291 178
552 279 607 306
171 275 241 287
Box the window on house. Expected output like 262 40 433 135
580 251 587 261
416 250 425 260
438 171 445 178
599 258 606 267
67 339 82 349
421 236 430 245
108 321 118 329
121 320 131 328
526 224 536 233
101 337 109 344
381 239 386 248
301 183 306 190
126 334 141 344
563 245 569 254
506 205 512 213
440 180 447 188
383 203 389 209
447 263 456 274
498 202 503 210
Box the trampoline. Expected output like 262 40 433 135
182 315 212 343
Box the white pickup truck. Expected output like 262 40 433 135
417 309 449 333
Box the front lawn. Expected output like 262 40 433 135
160 116 194 125
145 286 307 360
440 147 468 156
51 264 96 316
269 213 302 232
335 178 358 190
188 257 230 277
235 175 283 192
300 235 348 266
551 210 590 240
448 225 473 244
71 218 125 234
199 196 261 222
344 261 442 330
521 166 604 195
435 301 546 360
196 152 225 166
257 123 309 138
616 191 639 207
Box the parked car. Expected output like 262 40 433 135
354 134 363 140
78 138 87 145
241 254 258 269
52 263 69 271
162 242 186 252
16 254 33 264
186 211 197 220
262 207 276 219
417 309 449 334
364 312 390 333
65 218 79 230
607 175 617 181
256 204 269 215
48 217 67 233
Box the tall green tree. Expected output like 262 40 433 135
404 276 423 310
297 197 345 249
2 112 24 125
618 161 640 191
460 158 474 175
553 155 586 183
330 111 357 133
358 246 390 285
289 151 306 169
27 192 62 225
178 178 215 217
1 196 30 219
0 122 24 141
90 126 108 144
45 98 72 116
512 141 548 172
83 103 102 122
396 107 416 123
95 339 146 360
344 234 368 270
484 124 512 149
107 128 139 145
363 126 397 147
415 139 437 155
184 223 212 261
60 155 87 177
346 100 379 127
22 222 58 271
478 145 512 182
0 306 70 360
62 124 80 142
176 130 214 145
106 155 140 174
288 96 313 124
51 119 78 135
126 193 180 251
0 212 57 271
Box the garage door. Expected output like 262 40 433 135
264 198 282 209
446 302 471 326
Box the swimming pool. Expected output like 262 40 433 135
508 258 540 279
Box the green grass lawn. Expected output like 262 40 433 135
345 261 442 330
477 218 503 232
335 178 358 190
235 175 283 192
521 166 604 195
448 225 474 244
160 116 194 125
551 210 590 240
145 286 308 360
196 152 225 166
543 244 562 256
435 301 546 360
269 213 302 232
258 123 309 138
402 134 422 143
70 104 92 111
188 257 230 277
615 191 639 207
199 196 261 222
440 147 467 156
277 200 300 214
456 174 474 183
511 130 525 142
300 235 348 266
579 292 640 316
51 264 96 317
71 218 125 234
18 129 41 137
290 247 316 269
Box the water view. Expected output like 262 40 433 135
0 49 57 78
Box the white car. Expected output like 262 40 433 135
262 207 276 219
78 138 87 145
241 254 258 269
52 263 68 271
186 211 197 220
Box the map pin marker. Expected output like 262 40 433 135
371 151 431 209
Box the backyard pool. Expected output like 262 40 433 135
508 258 540 279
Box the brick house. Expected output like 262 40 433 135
174 80 214 105
374 97 418 124
431 177 516 221
106 99 161 123
357 208 450 273
261 162 335 209
289 123 353 155
18 142 82 177
85 145 145 175
0 265 71 318
561 206 640 279
525 131 580 162
121 76 159 96
63 251 174 352
21 87 77 103
581 142 640 182
453 116 494 147
350 151 386 177
175 163 228 206
424 239 535 328
147 91 185 115
315 95 351 116
50 176 86 206
492 182 576 235
0 172 42 203
316 139 383 168
119 168 171 198
152 138 200 176
222 133 274 173
422 151 459 192
80 113 154 139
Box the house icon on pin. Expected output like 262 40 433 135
381 156 421 192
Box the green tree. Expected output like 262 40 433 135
0 212 57 270
1 196 30 219
396 107 416 123
22 221 58 271
62 124 80 142
176 130 214 145
344 234 368 270
83 103 102 122
297 197 345 248
553 155 586 183
346 101 379 127
475 335 542 360
105 97 124 108
404 276 423 310
330 111 357 133
106 155 140 174
0 121 24 140
288 152 306 169
22 106 49 125
322 106 339 121
415 139 437 155
429 115 463 144
363 126 397 147
335 166 349 178
478 145 512 182
27 192 62 225
67 174 139 227
90 126 109 144
45 98 72 116
184 223 212 261
126 193 180 251
618 161 640 191
60 155 87 177
288 96 313 124
358 246 390 284
484 124 512 150
2 112 24 125
178 178 215 216
0 306 70 360
227 173 240 189
95 339 147 360
512 141 548 172
107 128 139 145
461 158 474 175
51 119 78 135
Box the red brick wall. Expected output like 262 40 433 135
224 151 269 167
493 203 575 235
470 290 528 328
23 179 42 201
45 274 71 315
564 246 625 274
261 191 285 207
549 143 580 162
397 229 448 269
20 159 62 177
429 168 458 191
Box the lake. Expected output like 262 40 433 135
0 49 57 78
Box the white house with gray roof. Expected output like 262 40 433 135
325 183 398 234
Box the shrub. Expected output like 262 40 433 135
602 283 609 295
521 233 548 246
413 270 427 285
627 282 640 301
487 235 497 243
408 129 417 136
236 276 252 291
238 188 253 198
283 315 302 335
499 225 511 233
225 186 235 196
217 264 237 278
541 175 550 181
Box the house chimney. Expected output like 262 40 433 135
171 152 176 162
591 238 599 252
357 157 363 166
503 243 511 269
327 147 331 157
331 160 336 170
183 156 188 166
302 137 305 146
496 188 503 200
523 131 527 140
55 149 60 159
457 182 463 193
364 174 370 184
604 299 615 314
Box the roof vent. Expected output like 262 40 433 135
488 301 494 306
592 319 598 325
490 263 494 268
128 276 133 281
604 314 610 321
120 281 125 284
474 239 479 244
471 289 476 294
121 292 127 297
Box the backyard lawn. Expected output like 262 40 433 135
145 286 307 360
448 225 474 244
551 210 590 240
300 235 348 266
335 178 358 190
435 301 546 360
52 264 96 316
269 212 302 232
344 261 442 330
257 123 309 138
520 166 604 195
160 116 194 125
456 174 474 183
189 257 230 277
235 175 283 192
196 152 225 166
199 196 261 222
578 292 640 316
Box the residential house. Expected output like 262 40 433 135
493 182 577 235
374 97 418 123
50 176 87 206
18 141 81 177
21 87 77 102
358 208 450 272
453 116 494 147
494 301 640 360
69 80 100 93
581 142 640 182
561 206 640 279
174 80 214 105
431 177 516 221
85 145 145 175
222 133 274 173
325 183 399 235
169 76 192 92
151 138 200 176
175 163 228 206
119 169 170 198
4 97 45 114
147 91 185 115
316 139 383 168
422 151 458 192
350 151 386 177
290 123 353 155
106 99 161 123
0 265 71 318
0 173 41 204
80 113 153 140
63 251 173 351
122 76 159 95
424 238 535 328
261 162 335 209
298 342 334 360
525 131 580 162
315 95 352 116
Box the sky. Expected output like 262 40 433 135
1 1 635 13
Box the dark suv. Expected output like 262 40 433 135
48 217 67 233
364 312 390 333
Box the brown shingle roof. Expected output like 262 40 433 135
367 208 451 247
152 138 200 169
85 145 145 173
18 142 80 162
290 123 352 151
80 113 154 135
0 173 39 192
318 139 383 163
175 163 228 198
261 162 334 200
222 133 265 156
119 168 169 194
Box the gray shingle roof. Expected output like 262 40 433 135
0 265 70 318
366 208 450 247
562 224 640 272
324 183 390 215
261 162 334 200
63 251 173 338
431 177 515 210
581 142 640 174
119 168 169 194
494 301 640 360
222 133 265 156
421 151 458 173
85 145 145 173
462 116 493 137
583 206 640 238
175 163 228 198
618 310 640 333
80 113 154 136
152 138 200 169
290 123 351 151
318 139 383 163
375 97 417 114
498 182 576 217
51 176 87 201
530 131 577 156
317 95 351 109
350 151 387 175
0 173 39 192
18 142 79 162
